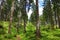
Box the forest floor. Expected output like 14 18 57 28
0 21 60 40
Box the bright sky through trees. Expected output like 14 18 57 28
27 0 44 19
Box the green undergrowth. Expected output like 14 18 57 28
0 21 60 40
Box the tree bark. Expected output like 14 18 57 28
58 16 60 28
49 0 54 29
36 0 41 38
24 19 26 33
8 0 15 33
57 6 60 28
0 0 4 21
0 6 1 21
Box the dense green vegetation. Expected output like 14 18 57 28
0 21 60 40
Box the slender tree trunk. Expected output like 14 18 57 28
57 16 60 28
23 0 27 33
0 6 1 21
8 0 15 33
50 16 54 29
20 0 27 33
57 6 60 28
24 19 26 33
0 0 4 21
57 13 60 28
16 12 21 33
36 0 41 38
53 3 58 28
49 0 54 29
54 9 58 28
16 22 19 33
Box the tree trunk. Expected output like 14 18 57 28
36 0 41 38
57 6 60 28
8 0 15 33
0 6 1 21
50 16 54 29
24 19 26 33
53 3 58 28
16 12 21 33
23 0 27 33
54 9 58 28
0 0 4 21
57 15 60 28
49 0 54 29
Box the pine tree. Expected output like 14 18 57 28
43 0 54 29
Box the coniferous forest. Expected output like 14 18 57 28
0 0 60 40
